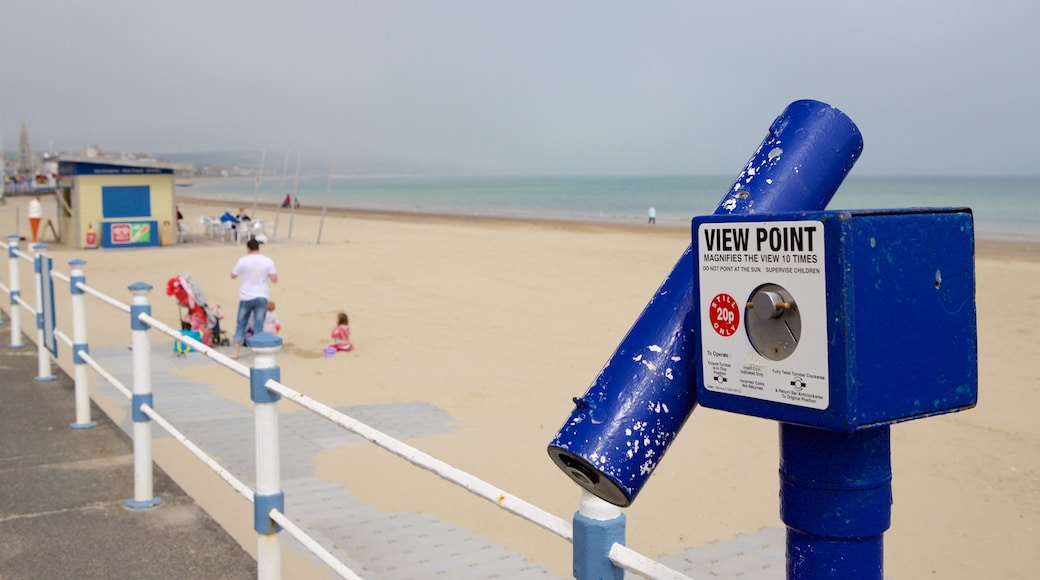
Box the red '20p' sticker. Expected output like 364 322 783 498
709 293 740 337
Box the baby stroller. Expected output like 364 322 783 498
208 304 232 347
165 273 230 348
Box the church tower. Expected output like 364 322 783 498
18 120 32 176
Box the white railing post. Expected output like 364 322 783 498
7 234 23 348
125 281 162 510
250 331 285 580
32 243 55 382
573 490 626 580
68 258 96 429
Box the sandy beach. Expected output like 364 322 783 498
2 193 1037 578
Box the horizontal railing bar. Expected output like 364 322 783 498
268 510 360 580
611 543 694 580
139 312 249 377
14 294 34 313
78 350 133 400
54 329 73 348
76 281 131 313
264 378 574 541
140 404 255 502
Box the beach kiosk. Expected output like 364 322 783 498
55 157 178 249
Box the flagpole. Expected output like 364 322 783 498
316 142 339 245
287 146 302 241
271 147 290 240
251 149 266 224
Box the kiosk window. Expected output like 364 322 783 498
102 185 151 218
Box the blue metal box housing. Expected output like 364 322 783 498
693 208 977 431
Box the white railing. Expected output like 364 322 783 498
0 235 693 580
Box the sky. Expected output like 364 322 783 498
4 1 1038 177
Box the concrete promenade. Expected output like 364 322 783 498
0 319 257 579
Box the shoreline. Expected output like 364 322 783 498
178 193 1040 263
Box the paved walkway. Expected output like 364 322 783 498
0 319 257 580
0 315 786 579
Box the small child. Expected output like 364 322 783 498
329 312 353 352
263 301 281 334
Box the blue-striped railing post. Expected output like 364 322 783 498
125 282 162 510
573 491 626 580
68 258 96 429
250 331 285 580
32 243 55 382
7 234 24 348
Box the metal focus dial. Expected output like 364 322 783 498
745 283 801 360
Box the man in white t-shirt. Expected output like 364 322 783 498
230 238 278 359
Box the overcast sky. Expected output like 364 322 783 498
4 1 1037 176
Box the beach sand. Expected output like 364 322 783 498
3 194 1037 578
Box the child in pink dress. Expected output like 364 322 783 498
329 312 353 352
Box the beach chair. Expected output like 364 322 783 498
250 220 268 243
197 216 218 239
221 220 238 242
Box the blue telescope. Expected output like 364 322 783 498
547 99 864 506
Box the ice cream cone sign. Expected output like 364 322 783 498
28 197 42 243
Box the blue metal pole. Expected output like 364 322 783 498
781 424 891 579
549 99 864 506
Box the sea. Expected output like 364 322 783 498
185 174 1040 243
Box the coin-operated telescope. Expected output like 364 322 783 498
549 99 978 579
547 99 865 506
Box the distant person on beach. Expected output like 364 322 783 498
219 209 240 241
28 196 42 242
281 194 292 208
648 205 656 225
329 312 353 352
230 238 278 359
219 210 238 225
236 207 253 240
